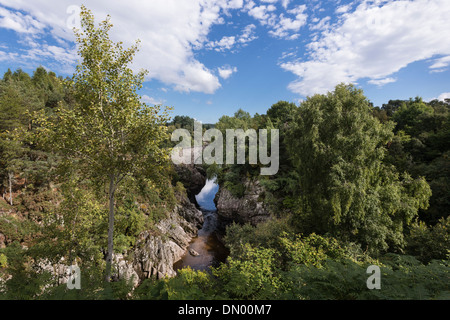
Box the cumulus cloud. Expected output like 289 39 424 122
244 1 307 40
281 0 291 10
207 24 257 52
335 4 352 14
309 16 331 31
218 66 237 79
268 5 307 39
238 24 258 44
0 0 246 94
207 36 236 52
0 6 45 34
281 0 450 97
438 92 450 101
246 2 277 24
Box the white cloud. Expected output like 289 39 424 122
281 0 291 10
281 0 450 97
0 0 246 94
0 6 45 34
141 95 165 106
309 16 330 31
207 36 236 52
368 77 396 87
269 5 307 39
244 2 307 40
207 24 257 52
218 66 237 79
0 50 17 62
246 2 277 25
0 32 77 74
429 55 450 72
239 24 258 44
438 92 450 101
336 4 352 14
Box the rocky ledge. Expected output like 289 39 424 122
114 191 204 286
214 178 270 226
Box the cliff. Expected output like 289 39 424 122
214 178 270 226
174 164 207 205
113 165 207 286
114 192 203 286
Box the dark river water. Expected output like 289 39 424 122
173 179 229 272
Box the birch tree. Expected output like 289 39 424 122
38 6 171 281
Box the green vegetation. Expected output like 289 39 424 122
0 8 448 300
33 6 172 281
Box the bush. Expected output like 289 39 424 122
212 245 282 300
407 217 450 263
283 255 450 300
134 267 215 300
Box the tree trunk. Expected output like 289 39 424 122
105 174 115 282
8 172 13 206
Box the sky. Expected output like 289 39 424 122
0 0 449 123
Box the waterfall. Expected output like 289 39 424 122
195 178 219 211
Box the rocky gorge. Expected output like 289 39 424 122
113 162 208 286
30 164 271 289
114 173 271 287
114 190 204 287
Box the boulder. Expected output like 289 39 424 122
189 248 200 256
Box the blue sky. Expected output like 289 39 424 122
0 0 449 123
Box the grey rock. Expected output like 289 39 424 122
130 192 204 283
215 178 270 225
189 248 200 256
174 163 207 205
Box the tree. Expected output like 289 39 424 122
392 97 434 136
266 100 297 125
286 84 431 253
386 98 450 223
36 6 171 281
0 135 23 205
381 99 406 117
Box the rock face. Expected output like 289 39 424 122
35 194 204 288
174 163 207 205
34 193 204 289
214 178 270 226
114 191 204 285
21 161 207 289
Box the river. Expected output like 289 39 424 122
173 179 229 272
